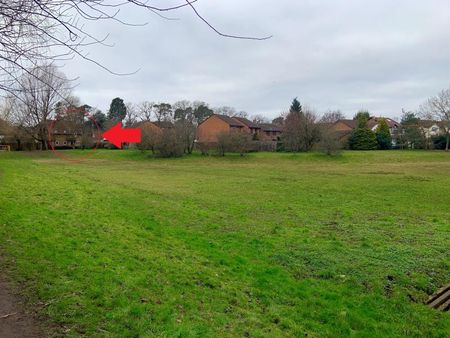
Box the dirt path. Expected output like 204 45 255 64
0 277 43 338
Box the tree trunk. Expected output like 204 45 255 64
446 133 449 151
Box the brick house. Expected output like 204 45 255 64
121 120 174 150
49 120 83 148
418 120 449 139
132 120 173 135
232 117 261 136
333 117 399 133
231 117 283 141
196 115 246 145
332 116 400 146
333 119 358 133
259 123 283 141
196 114 282 151
367 117 400 135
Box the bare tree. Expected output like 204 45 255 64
138 122 161 154
320 110 345 124
173 100 196 154
318 126 342 156
252 114 269 124
0 97 14 123
0 1 270 99
0 108 13 141
216 130 252 156
137 101 155 121
175 120 196 154
154 128 184 158
235 111 249 118
282 108 320 152
272 112 287 126
299 108 320 151
9 64 72 150
173 100 192 112
282 112 301 152
421 87 450 151
124 102 138 127
172 100 214 153
229 131 252 156
215 106 236 117
216 132 230 156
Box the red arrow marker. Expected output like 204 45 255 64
102 122 141 148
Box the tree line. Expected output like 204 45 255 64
1 64 449 155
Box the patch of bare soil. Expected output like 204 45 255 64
0 276 43 338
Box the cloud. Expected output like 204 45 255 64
63 0 450 120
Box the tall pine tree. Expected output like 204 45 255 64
108 97 127 121
375 118 392 149
290 97 302 114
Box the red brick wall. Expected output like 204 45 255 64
197 116 231 143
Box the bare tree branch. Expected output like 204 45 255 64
0 0 270 99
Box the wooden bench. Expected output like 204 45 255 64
426 283 450 311
0 145 11 151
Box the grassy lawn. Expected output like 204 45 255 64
0 150 449 337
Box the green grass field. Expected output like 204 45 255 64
0 150 449 337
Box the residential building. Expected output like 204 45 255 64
232 116 261 136
196 115 246 145
418 120 449 139
332 116 400 146
367 117 400 134
196 114 282 151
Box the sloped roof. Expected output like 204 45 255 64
134 120 161 130
214 114 246 127
47 119 83 135
152 121 174 129
232 116 260 129
418 120 437 128
335 119 358 129
418 120 450 128
367 117 399 129
335 117 400 130
259 123 283 132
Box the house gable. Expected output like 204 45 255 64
197 115 236 143
333 120 356 132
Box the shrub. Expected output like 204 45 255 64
318 128 342 156
196 142 211 156
282 109 320 152
349 128 378 150
216 131 252 156
154 128 184 157
375 118 392 149
432 135 448 150
138 123 161 153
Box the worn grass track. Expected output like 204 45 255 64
0 150 449 337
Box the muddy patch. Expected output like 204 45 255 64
0 276 44 338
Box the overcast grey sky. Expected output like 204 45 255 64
64 0 450 120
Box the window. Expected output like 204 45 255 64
63 141 67 145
